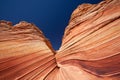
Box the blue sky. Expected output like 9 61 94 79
0 0 102 50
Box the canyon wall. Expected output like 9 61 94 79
0 21 58 80
56 0 120 79
0 0 120 80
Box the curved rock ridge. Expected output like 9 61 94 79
0 20 58 80
0 0 120 80
56 0 120 79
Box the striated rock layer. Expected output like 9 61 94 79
0 21 58 80
56 0 120 80
0 0 120 80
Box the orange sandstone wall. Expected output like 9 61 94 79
0 21 58 80
56 0 120 79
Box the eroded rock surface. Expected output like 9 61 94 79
0 0 120 80
0 21 58 80
56 0 120 79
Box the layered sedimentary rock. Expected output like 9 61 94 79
0 21 58 80
0 0 120 80
56 0 120 79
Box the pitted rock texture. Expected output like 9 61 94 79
0 0 120 80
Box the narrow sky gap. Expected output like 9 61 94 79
0 0 102 50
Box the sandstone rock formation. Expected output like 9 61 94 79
0 0 120 80
0 21 58 80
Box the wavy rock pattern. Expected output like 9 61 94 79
0 0 120 80
56 0 120 79
0 21 57 80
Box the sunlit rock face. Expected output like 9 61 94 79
56 0 120 79
0 21 58 80
0 0 120 80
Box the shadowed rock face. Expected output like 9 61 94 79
0 0 120 80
